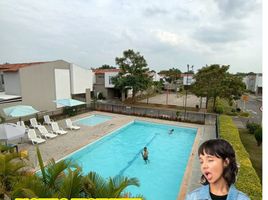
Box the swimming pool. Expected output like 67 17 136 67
74 114 112 126
65 120 197 200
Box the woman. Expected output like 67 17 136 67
186 139 250 200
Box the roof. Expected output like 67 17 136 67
0 61 51 72
181 73 194 77
93 69 120 74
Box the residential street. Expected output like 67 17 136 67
234 95 262 128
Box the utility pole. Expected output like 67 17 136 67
166 85 169 105
184 65 189 120
184 64 193 120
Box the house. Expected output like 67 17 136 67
181 73 195 86
0 60 93 115
93 69 121 100
149 70 161 82
243 73 262 95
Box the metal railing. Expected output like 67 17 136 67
91 102 217 125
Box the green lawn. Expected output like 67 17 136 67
238 128 262 182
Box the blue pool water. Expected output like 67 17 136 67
74 114 112 126
65 120 197 200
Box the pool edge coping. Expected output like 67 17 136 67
177 126 202 200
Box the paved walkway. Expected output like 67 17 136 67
186 125 216 193
14 111 215 198
139 93 207 108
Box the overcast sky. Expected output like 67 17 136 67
0 0 262 73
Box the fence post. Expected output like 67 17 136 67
215 114 220 138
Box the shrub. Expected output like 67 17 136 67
226 111 238 116
215 105 224 114
236 107 241 112
219 115 262 200
231 108 236 113
176 111 180 118
246 122 261 134
98 92 105 100
240 112 250 117
254 127 262 146
63 107 77 116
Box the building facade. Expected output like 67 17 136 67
93 69 121 100
243 73 262 95
0 60 93 117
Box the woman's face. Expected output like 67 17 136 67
199 152 228 184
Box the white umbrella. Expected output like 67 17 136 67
3 105 39 121
53 98 85 107
0 123 26 144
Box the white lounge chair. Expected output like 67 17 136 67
30 118 41 129
43 115 54 125
37 125 57 139
17 121 29 129
51 122 67 135
27 129 46 145
65 119 80 130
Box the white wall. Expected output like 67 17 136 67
183 75 194 85
152 73 160 82
70 64 93 93
55 69 71 108
3 72 21 95
256 75 262 87
105 72 118 88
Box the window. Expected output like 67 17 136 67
109 76 113 84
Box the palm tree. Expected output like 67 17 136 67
12 146 144 199
12 146 83 198
0 152 28 198
83 171 142 198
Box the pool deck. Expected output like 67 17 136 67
17 111 216 199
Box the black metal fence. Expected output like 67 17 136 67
3 102 217 126
90 102 217 125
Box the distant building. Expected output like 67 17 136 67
0 60 93 114
243 73 262 95
181 73 195 85
93 69 121 100
149 71 161 82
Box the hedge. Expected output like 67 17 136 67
219 115 262 200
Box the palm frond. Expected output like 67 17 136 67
109 176 140 197
58 169 83 198
12 175 52 198
36 146 47 184
83 171 107 197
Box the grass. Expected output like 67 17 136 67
238 128 262 182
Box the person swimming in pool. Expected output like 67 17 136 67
141 147 149 164
169 129 174 135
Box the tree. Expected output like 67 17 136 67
0 152 28 198
12 146 142 199
191 64 229 110
112 49 152 102
191 65 246 111
221 74 246 103
98 64 116 69
158 68 181 83
12 146 82 198
83 171 141 198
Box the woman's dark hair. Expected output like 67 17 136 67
198 139 238 186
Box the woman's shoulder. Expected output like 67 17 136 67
185 185 209 200
229 185 250 200
236 190 250 200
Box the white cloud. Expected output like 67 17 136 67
153 30 184 46
0 0 262 73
